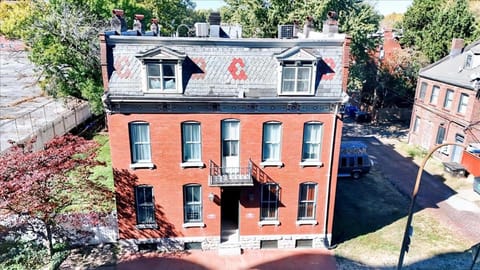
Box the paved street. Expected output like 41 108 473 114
343 119 480 245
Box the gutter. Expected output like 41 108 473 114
323 102 339 248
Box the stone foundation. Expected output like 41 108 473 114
119 234 330 252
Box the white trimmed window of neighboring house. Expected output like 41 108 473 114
419 82 427 100
443 89 454 109
465 54 473 69
413 116 420 133
430 85 440 104
436 126 446 145
458 93 469 114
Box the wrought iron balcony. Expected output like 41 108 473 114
209 160 253 186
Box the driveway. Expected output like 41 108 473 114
342 119 480 245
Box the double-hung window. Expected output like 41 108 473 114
436 126 446 145
297 183 317 222
458 93 469 114
430 85 439 104
129 122 153 168
301 122 323 165
419 82 427 100
443 89 454 109
147 61 177 91
183 184 202 224
262 122 282 165
281 61 313 95
135 186 156 227
260 183 280 223
182 122 202 167
413 116 420 133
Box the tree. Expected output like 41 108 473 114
0 0 196 115
0 134 113 257
401 0 478 62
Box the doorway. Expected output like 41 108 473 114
220 188 240 243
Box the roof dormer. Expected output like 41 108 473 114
136 47 186 93
275 47 322 96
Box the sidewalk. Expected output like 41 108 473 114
116 249 336 270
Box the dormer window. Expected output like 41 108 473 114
275 47 321 96
281 61 313 94
147 61 177 91
137 46 185 94
465 54 473 69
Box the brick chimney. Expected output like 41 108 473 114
450 38 465 56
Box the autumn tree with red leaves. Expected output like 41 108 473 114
0 134 113 256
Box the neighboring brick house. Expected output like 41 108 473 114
408 38 480 164
100 20 351 252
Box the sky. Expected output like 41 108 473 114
192 0 413 15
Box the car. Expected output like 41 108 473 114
338 141 372 179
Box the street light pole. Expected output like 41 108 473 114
397 142 464 270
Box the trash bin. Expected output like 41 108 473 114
474 177 480 195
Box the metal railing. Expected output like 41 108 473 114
209 159 253 186
0 99 91 153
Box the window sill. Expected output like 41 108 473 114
182 222 205 228
181 161 205 168
278 92 314 96
136 223 158 229
299 161 323 168
258 220 280 227
130 162 155 169
296 220 318 226
260 161 284 168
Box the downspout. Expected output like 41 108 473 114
323 103 339 248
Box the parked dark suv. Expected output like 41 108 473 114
338 141 372 179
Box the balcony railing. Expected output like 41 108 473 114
209 160 253 186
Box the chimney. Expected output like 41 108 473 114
133 14 144 33
111 9 127 33
303 16 314 38
150 18 160 36
450 38 465 56
322 11 338 34
209 12 221 37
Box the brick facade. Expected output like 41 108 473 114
101 29 350 251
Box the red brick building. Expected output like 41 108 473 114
100 22 351 252
408 39 480 165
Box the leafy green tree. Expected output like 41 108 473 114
401 0 478 62
0 0 196 115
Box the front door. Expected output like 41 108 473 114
220 188 240 243
221 119 240 174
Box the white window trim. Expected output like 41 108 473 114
142 61 183 94
136 224 158 229
130 162 155 169
277 61 316 96
296 220 318 226
182 222 206 228
299 161 324 168
258 220 281 227
260 161 284 168
180 161 205 168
